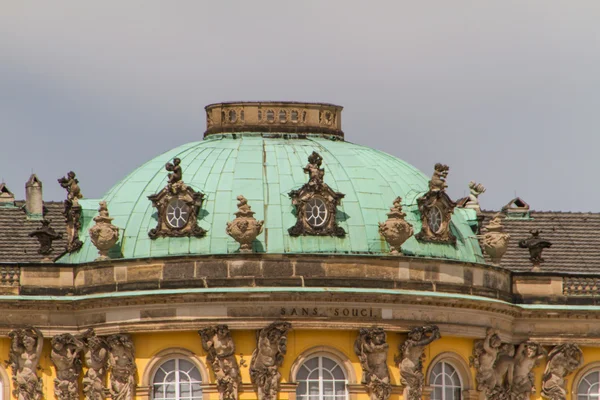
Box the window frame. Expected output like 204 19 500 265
295 354 348 400
572 362 600 399
429 361 462 400
152 357 203 400
425 352 472 398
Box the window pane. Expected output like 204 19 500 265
335 382 345 396
154 385 164 399
331 366 345 379
308 382 320 396
154 369 166 383
305 358 318 370
432 387 443 400
164 384 176 399
297 366 310 381
322 357 336 370
323 381 334 395
180 383 190 398
164 371 176 383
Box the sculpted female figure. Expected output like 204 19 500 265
542 344 583 400
51 333 84 400
9 327 44 400
81 329 110 400
399 325 441 400
107 334 136 400
354 328 391 400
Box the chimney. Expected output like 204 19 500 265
0 183 15 206
25 174 43 218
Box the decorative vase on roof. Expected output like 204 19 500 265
379 197 414 255
226 196 264 253
481 215 510 264
89 201 119 261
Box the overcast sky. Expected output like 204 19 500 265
1 1 599 211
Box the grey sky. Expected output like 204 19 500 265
1 1 599 211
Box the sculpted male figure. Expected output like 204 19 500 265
399 326 441 400
51 333 84 400
250 322 291 400
200 325 241 400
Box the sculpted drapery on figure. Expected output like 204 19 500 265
81 329 110 400
9 327 44 400
399 325 441 400
199 325 241 400
250 322 291 400
354 327 392 400
107 334 136 400
51 333 84 400
542 344 583 400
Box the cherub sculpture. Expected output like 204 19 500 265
399 325 441 400
250 322 291 400
199 325 241 400
8 327 44 400
542 344 583 400
429 163 449 192
107 334 136 400
58 171 83 204
304 151 325 188
81 329 110 400
51 333 84 400
354 328 391 400
165 157 183 186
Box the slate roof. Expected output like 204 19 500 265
481 210 600 273
0 201 68 263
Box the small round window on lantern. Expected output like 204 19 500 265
166 199 191 229
427 206 443 233
306 197 328 228
228 110 237 123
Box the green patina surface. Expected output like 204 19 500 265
58 133 483 264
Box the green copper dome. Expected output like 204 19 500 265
57 132 483 264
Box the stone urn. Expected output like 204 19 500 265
89 201 119 261
379 197 414 255
481 215 510 264
226 195 264 253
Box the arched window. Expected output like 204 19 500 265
577 370 600 400
296 355 348 400
430 361 462 400
152 358 203 400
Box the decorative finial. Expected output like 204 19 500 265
28 219 62 260
519 229 552 271
379 197 414 255
480 214 511 265
89 201 120 261
226 195 264 253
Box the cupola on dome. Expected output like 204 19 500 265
57 101 483 264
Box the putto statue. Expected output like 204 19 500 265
166 157 183 187
305 151 325 188
398 325 441 400
250 322 291 400
519 229 552 269
429 163 449 192
81 329 110 400
457 181 486 211
107 334 136 400
379 197 414 255
8 327 44 400
58 171 84 253
51 333 84 400
89 201 120 261
199 325 241 400
481 214 511 265
542 344 583 400
354 327 392 400
226 195 264 253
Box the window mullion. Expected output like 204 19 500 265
175 359 180 400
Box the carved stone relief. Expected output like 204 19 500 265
81 329 110 400
378 197 413 255
199 325 241 400
398 325 441 400
9 327 44 400
250 322 291 400
354 327 391 400
29 219 62 258
226 195 264 253
89 201 120 261
415 164 457 244
519 229 552 269
51 333 84 400
470 328 547 400
288 152 346 237
481 214 511 265
148 158 207 239
541 344 583 400
107 334 136 400
58 171 83 253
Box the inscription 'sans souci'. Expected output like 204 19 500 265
280 307 376 318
